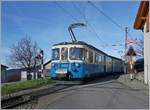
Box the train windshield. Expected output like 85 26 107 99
70 48 84 60
52 48 60 60
61 47 68 60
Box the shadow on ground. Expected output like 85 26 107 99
83 73 123 85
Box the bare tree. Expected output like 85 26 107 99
10 37 40 80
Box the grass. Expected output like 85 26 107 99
1 77 54 95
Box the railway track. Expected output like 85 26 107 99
2 95 33 109
1 75 121 109
1 83 75 109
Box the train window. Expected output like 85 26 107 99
89 51 93 63
102 55 104 65
52 48 60 60
70 48 84 60
108 57 112 65
95 54 99 64
84 49 88 62
106 56 110 65
61 47 68 60
98 55 102 64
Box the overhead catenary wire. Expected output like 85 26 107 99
54 2 83 42
88 1 124 32
72 2 102 39
88 2 135 45
72 2 109 47
55 1 106 47
88 1 128 54
54 2 79 22
72 2 118 48
55 2 123 50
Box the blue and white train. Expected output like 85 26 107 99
50 41 124 80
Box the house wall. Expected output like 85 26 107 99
21 71 39 80
144 20 150 84
21 71 27 81
6 69 21 82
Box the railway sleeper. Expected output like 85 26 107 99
1 95 33 109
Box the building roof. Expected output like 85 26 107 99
134 1 149 30
7 65 41 72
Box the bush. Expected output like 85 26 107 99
1 77 54 95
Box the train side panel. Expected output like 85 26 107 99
83 63 105 78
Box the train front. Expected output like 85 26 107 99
50 43 85 80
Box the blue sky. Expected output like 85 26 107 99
1 1 143 67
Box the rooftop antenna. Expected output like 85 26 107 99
68 23 86 42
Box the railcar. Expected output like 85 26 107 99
50 41 124 80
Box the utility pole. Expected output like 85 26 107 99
124 27 128 73
125 27 128 52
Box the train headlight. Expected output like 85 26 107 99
51 63 58 69
75 63 80 67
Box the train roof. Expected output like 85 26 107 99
109 55 122 61
53 41 122 61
